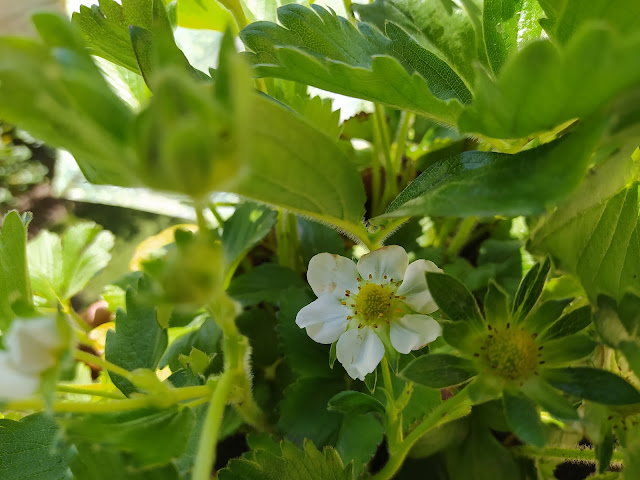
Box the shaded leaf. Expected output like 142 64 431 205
327 391 386 415
503 390 546 448
228 264 305 306
335 413 383 477
542 367 640 405
401 353 477 388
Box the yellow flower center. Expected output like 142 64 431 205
354 283 395 324
484 328 538 380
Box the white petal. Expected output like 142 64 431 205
336 327 384 381
357 246 408 284
307 253 359 298
396 260 442 314
0 353 40 400
5 316 61 374
295 295 350 344
390 314 442 354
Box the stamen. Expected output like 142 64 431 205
369 274 372 279
383 275 387 280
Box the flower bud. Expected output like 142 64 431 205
134 70 243 199
145 229 225 306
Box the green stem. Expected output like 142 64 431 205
56 384 125 399
380 357 403 448
194 201 209 234
74 350 137 384
208 202 226 229
446 216 477 258
193 371 233 480
392 111 413 173
4 385 212 413
510 446 623 464
372 386 472 480
217 0 249 29
343 0 355 21
369 217 411 249
373 104 395 210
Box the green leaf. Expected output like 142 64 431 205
459 26 640 138
542 367 640 405
105 280 168 396
222 202 277 272
425 272 484 329
401 353 478 388
27 223 115 303
277 288 342 379
61 406 194 467
219 439 352 480
327 391 386 415
241 4 465 126
381 124 602 218
72 0 153 73
0 211 31 330
512 258 551 324
541 0 640 45
0 15 137 187
71 444 179 480
521 376 579 421
528 153 640 302
335 413 384 477
596 430 615 475
503 390 546 448
278 378 346 447
354 0 482 87
539 335 597 365
0 413 73 480
539 306 591 341
483 0 543 74
228 264 305 306
175 0 236 32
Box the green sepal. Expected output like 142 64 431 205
540 335 598 365
542 367 640 405
329 342 337 369
401 353 478 388
521 376 579 422
484 281 510 330
511 258 551 324
503 389 546 448
425 272 484 329
522 298 572 336
365 369 378 393
327 391 386 416
467 374 504 404
596 429 615 474
441 319 481 354
539 306 592 341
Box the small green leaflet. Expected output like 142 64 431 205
27 223 115 304
0 211 31 330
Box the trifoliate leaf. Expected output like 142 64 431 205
27 223 115 304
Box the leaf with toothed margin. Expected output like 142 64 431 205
354 0 483 87
240 4 466 126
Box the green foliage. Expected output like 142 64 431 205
328 390 386 415
241 4 465 125
105 279 168 395
227 264 305 306
401 353 478 388
27 223 115 304
502 390 546 447
381 124 601 218
0 413 73 480
0 211 31 330
219 439 352 480
542 367 640 405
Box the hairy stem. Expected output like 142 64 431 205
192 371 233 480
511 446 623 464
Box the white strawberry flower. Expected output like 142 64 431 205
296 246 442 380
0 316 64 400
